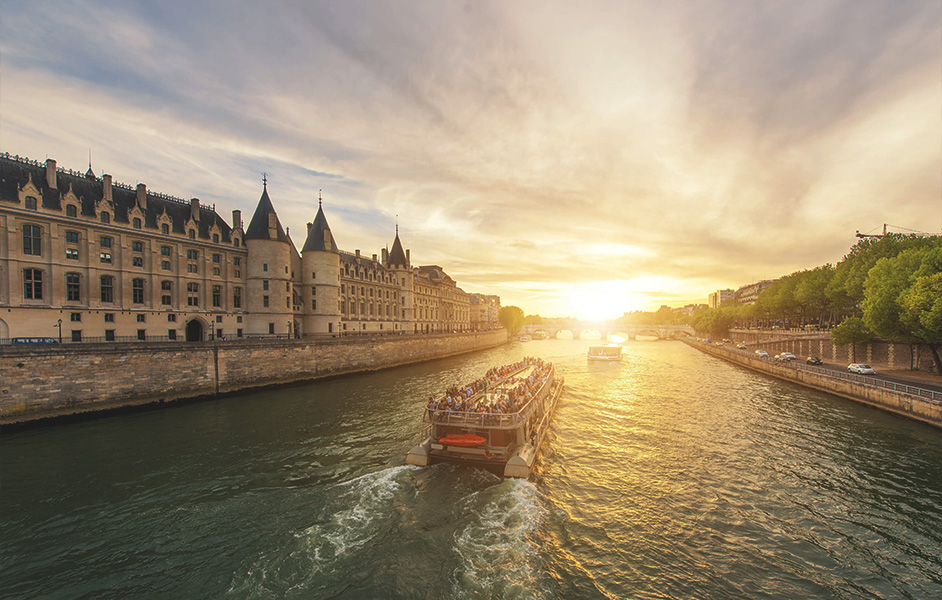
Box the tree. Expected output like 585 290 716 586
831 316 872 363
901 272 942 374
499 306 525 335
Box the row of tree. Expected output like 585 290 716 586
688 234 941 373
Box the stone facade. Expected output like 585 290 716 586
0 153 495 341
0 329 508 425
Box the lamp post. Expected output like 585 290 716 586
55 318 62 344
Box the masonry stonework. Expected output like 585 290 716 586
0 329 507 425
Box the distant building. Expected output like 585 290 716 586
734 280 772 305
708 289 734 309
0 152 490 341
469 294 501 330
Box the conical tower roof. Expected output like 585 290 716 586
302 196 338 252
387 225 408 268
244 183 289 242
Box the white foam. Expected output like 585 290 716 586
452 478 547 599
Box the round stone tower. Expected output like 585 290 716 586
243 181 294 337
300 196 341 336
385 226 414 333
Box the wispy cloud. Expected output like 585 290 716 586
1 0 938 318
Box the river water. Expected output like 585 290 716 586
2 339 941 599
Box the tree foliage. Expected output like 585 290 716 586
499 305 525 335
830 316 872 363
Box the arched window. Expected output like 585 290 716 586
101 212 111 224
133 217 142 229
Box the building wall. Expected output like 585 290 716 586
0 328 508 425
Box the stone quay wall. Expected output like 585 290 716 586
729 330 937 372
0 329 508 425
689 340 942 429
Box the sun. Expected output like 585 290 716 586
567 282 647 322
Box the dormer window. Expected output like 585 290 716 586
101 212 111 224
161 223 169 234
25 196 38 210
66 204 77 217
213 234 219 243
133 217 142 229
189 229 196 239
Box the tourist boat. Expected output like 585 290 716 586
587 344 623 361
406 358 564 478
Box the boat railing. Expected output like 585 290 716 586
425 365 555 430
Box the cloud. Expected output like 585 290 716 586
1 0 938 318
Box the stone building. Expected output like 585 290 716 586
0 153 484 341
469 293 501 330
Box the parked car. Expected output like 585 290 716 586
755 349 769 358
806 356 823 365
736 343 747 350
780 352 796 361
848 363 875 374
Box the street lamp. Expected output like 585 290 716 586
55 318 62 344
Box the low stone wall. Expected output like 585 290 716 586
730 330 936 372
690 341 942 429
0 329 508 425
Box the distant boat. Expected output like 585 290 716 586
588 344 623 361
532 331 549 340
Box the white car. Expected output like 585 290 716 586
848 363 875 375
755 350 769 358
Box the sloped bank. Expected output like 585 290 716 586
0 329 508 426
687 341 942 430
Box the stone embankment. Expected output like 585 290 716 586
0 329 508 426
688 340 942 429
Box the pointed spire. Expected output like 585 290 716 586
84 148 95 179
302 191 338 252
387 219 408 268
244 181 288 241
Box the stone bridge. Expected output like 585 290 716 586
519 323 694 340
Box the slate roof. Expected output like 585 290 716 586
244 184 289 242
0 153 236 242
387 229 408 268
302 203 338 252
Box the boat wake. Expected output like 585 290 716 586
451 478 548 599
227 465 418 597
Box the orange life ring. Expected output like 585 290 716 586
484 450 494 459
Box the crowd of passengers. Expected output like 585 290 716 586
426 357 553 423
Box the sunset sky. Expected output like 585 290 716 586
2 1 939 320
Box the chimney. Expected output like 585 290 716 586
136 183 147 210
306 222 312 233
45 158 57 189
382 248 388 263
102 174 113 204
406 249 411 264
372 253 377 262
232 209 241 230
190 198 200 222
355 249 360 258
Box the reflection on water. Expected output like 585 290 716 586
1 340 941 599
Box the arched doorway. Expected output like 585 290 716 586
185 319 204 342
0 317 9 341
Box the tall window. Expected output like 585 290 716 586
161 223 169 234
133 218 142 229
212 285 221 308
132 279 145 304
161 245 171 256
187 283 199 306
23 224 42 255
100 236 112 248
233 287 242 309
66 204 77 217
66 273 81 302
161 281 173 304
66 231 80 243
23 269 43 300
100 275 114 303
101 212 110 224
25 196 38 210
132 241 144 252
